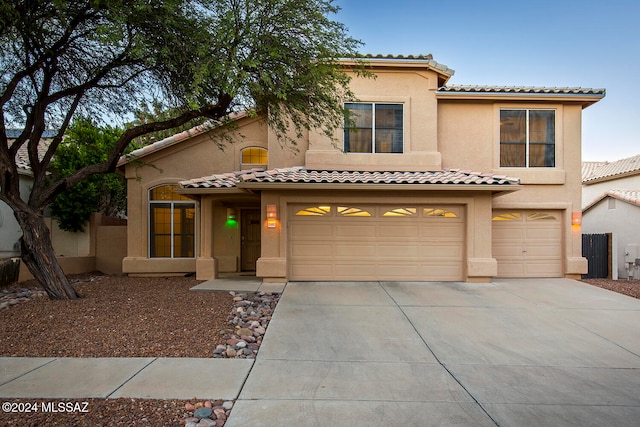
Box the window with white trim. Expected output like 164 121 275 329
500 109 555 167
344 103 403 153
149 185 195 258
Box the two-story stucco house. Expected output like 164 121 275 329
118 54 604 283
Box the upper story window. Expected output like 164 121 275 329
344 103 403 154
500 109 555 167
149 185 195 258
241 147 268 169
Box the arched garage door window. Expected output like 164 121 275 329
149 185 195 258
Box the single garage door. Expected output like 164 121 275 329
288 204 464 281
492 210 562 277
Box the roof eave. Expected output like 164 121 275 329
177 188 247 195
436 91 605 108
236 182 522 193
340 58 454 85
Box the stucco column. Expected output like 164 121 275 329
256 191 286 281
467 194 498 281
196 196 217 280
565 207 588 278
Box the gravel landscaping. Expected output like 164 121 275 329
0 273 280 426
581 278 640 300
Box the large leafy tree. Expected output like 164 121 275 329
0 0 362 299
50 119 126 232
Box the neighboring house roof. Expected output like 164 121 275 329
179 167 520 191
582 154 640 184
582 161 608 181
7 135 53 173
583 189 640 212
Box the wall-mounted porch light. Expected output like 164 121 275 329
266 204 278 228
226 207 237 221
571 211 581 226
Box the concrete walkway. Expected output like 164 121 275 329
1 278 639 426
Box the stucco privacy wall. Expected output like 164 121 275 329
18 214 127 281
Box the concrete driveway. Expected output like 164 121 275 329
226 278 640 426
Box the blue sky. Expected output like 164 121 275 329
334 0 639 161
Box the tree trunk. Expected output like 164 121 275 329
16 211 80 300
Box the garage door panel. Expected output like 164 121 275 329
524 244 562 257
290 242 334 257
492 243 525 258
497 261 526 277
524 228 560 241
290 263 334 279
492 210 562 278
419 244 463 258
379 224 420 238
420 224 463 239
334 263 378 277
377 244 420 258
289 204 465 281
334 244 378 257
524 261 562 276
493 227 525 241
290 223 333 238
335 224 377 237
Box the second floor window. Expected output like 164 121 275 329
500 109 555 167
344 103 403 153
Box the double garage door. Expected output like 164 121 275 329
288 204 464 281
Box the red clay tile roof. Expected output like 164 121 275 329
179 167 520 189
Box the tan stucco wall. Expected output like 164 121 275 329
306 68 442 171
438 101 586 276
123 117 268 275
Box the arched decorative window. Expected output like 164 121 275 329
149 185 195 258
383 207 417 217
295 206 331 216
423 208 457 218
241 147 268 169
492 212 521 221
338 206 372 217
